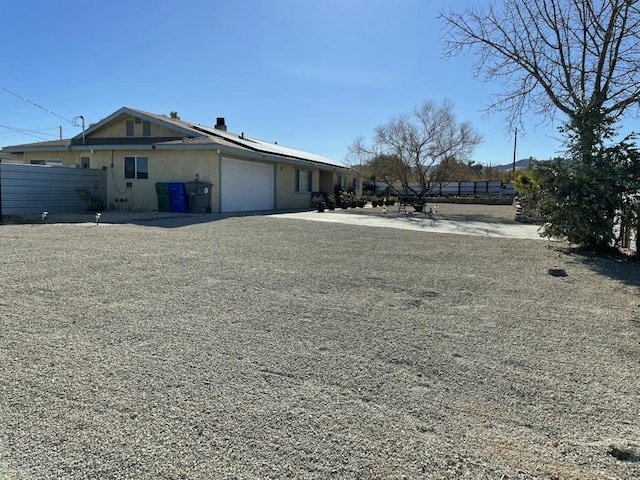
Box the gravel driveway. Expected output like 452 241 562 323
1 209 639 479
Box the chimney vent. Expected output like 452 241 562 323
215 117 227 131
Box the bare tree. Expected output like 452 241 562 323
440 0 640 153
349 99 482 204
431 157 485 182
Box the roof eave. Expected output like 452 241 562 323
2 145 71 153
208 145 350 171
151 142 349 170
73 107 204 141
3 141 350 170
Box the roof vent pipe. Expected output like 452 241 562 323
80 115 85 143
215 117 227 131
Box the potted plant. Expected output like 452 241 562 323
371 195 379 207
327 194 336 210
312 195 326 212
387 195 397 206
356 196 366 208
339 192 350 208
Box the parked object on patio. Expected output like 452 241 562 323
168 183 188 213
186 181 212 214
155 183 171 212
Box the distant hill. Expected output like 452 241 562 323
492 158 545 171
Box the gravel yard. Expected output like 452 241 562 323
1 206 639 479
331 202 519 223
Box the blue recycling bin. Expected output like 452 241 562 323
167 183 189 213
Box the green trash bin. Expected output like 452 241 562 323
155 183 171 212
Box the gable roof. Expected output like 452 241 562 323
3 106 347 170
78 107 200 140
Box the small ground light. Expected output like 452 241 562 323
95 212 102 224
41 211 48 222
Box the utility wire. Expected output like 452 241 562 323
0 124 55 141
0 85 74 124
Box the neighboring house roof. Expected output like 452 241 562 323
2 106 348 170
0 149 25 163
4 139 71 149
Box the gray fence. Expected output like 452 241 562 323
370 181 515 197
426 181 515 196
0 163 107 215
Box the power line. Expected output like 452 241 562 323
0 124 56 141
0 85 74 124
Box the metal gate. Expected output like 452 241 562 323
0 163 107 215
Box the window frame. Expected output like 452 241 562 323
125 120 134 136
124 156 149 179
295 168 312 193
142 120 151 136
31 159 63 166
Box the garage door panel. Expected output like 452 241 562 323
221 158 274 212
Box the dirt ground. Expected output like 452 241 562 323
0 205 639 479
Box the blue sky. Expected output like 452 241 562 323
1 0 570 166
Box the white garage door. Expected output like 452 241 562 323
220 157 275 213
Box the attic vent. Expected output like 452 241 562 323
215 117 227 131
135 117 142 124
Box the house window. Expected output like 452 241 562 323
126 121 134 136
353 178 360 191
295 169 312 192
31 159 62 166
124 156 149 179
142 120 151 136
81 157 90 169
338 175 346 189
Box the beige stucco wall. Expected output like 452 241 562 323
88 149 218 212
273 165 363 208
90 115 184 139
315 171 363 197
275 163 322 210
20 148 218 212
346 173 363 195
17 147 357 213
